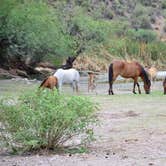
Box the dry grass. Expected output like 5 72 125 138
73 54 109 72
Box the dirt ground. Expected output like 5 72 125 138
0 79 166 166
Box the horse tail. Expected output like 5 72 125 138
108 63 113 83
39 77 48 88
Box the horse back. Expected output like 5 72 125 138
112 60 144 78
54 68 80 83
39 76 58 89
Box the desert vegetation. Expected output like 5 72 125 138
0 90 98 153
0 0 166 74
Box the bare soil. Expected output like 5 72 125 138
0 79 166 166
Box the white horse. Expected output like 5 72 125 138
53 68 80 92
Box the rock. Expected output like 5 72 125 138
0 68 19 79
16 69 29 78
35 67 54 74
36 62 56 69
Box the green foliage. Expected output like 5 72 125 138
107 38 127 57
0 0 166 68
70 10 113 50
161 0 166 9
108 20 129 37
0 0 19 36
0 90 98 153
126 29 157 42
148 41 166 61
106 29 166 62
0 0 75 65
131 15 152 29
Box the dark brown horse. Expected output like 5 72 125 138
163 77 166 95
39 76 58 90
60 56 76 69
108 60 151 95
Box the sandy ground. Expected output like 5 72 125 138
0 79 166 166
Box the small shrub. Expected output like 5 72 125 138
148 41 166 61
161 0 166 9
104 8 114 20
150 15 156 24
127 29 157 43
0 90 98 153
133 3 146 17
140 16 152 29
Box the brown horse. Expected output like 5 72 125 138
163 77 166 95
108 60 151 95
39 76 58 90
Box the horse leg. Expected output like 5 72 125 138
109 73 118 95
133 82 137 94
73 81 79 93
75 82 79 93
58 82 62 93
109 77 118 95
93 82 97 94
72 81 79 93
132 78 137 94
136 83 141 94
72 82 76 92
109 81 114 95
88 81 91 92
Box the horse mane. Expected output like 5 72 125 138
60 56 76 69
140 65 151 85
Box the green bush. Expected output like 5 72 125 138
0 90 98 153
161 0 166 9
127 29 157 42
0 0 75 65
69 9 116 51
133 3 147 17
71 11 111 42
148 41 166 61
107 38 127 57
138 0 154 6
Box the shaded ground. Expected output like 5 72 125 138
0 78 166 166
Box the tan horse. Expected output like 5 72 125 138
88 72 97 93
39 76 58 90
147 66 157 83
108 60 151 95
163 77 166 95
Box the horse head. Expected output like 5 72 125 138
143 80 151 94
140 66 151 94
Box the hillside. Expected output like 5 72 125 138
0 0 166 77
48 0 166 38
